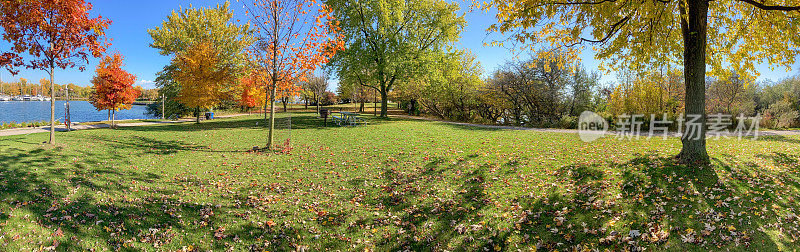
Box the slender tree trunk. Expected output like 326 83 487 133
196 107 200 123
264 94 269 125
267 3 279 151
268 80 277 150
677 0 710 165
111 109 116 128
48 63 55 144
162 94 166 120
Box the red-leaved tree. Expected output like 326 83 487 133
90 53 140 128
0 0 111 143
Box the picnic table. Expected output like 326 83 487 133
331 112 367 126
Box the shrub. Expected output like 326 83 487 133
557 115 578 129
764 100 799 128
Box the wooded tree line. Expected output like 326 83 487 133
0 79 90 98
390 52 604 128
610 70 800 128
388 49 800 129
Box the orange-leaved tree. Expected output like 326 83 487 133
90 53 141 128
240 69 268 110
240 0 344 150
173 41 236 123
275 77 302 112
0 0 111 144
240 67 303 112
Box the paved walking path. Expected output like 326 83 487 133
0 114 250 137
393 115 800 137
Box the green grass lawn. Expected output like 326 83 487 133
1 113 799 251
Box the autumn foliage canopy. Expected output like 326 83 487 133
173 41 236 110
90 53 140 112
0 0 111 73
239 70 267 108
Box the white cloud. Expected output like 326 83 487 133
136 80 156 88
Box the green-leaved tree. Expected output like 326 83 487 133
326 0 466 117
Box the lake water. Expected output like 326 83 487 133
0 100 155 124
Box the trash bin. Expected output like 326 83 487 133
205 112 215 120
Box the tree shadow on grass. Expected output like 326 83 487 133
0 135 43 146
299 152 799 251
0 146 232 250
439 122 509 132
753 134 800 145
515 153 795 250
365 154 498 251
82 134 242 154
755 152 799 167
504 153 795 250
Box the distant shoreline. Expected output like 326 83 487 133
0 100 156 125
0 100 154 104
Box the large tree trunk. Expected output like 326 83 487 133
48 64 55 144
379 85 388 117
677 0 710 165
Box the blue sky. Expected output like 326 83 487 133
2 0 798 90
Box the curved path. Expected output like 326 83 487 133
0 114 250 137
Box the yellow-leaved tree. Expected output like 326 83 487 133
173 41 236 123
481 0 800 165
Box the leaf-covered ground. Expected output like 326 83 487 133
1 113 799 251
